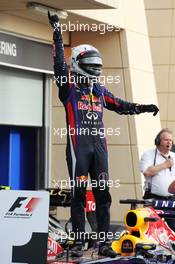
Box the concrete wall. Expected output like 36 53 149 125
0 13 69 44
145 0 175 134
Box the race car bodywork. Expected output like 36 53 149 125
47 190 175 263
112 199 175 262
48 236 63 261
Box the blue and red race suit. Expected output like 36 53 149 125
53 26 156 241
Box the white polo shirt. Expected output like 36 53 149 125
139 149 175 197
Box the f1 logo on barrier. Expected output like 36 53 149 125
0 190 49 264
9 197 27 212
9 197 41 212
5 197 41 218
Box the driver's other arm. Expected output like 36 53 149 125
103 87 159 116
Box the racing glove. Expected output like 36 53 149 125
136 104 159 116
48 11 63 43
48 11 60 30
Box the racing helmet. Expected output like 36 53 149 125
70 44 102 78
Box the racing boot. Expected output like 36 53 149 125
98 241 117 258
71 241 84 257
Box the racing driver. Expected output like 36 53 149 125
48 13 159 258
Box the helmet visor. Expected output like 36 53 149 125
79 56 102 65
77 50 102 77
79 64 102 77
